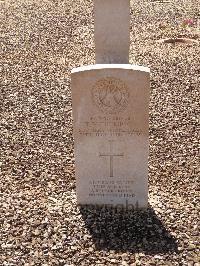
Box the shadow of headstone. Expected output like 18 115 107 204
79 205 178 255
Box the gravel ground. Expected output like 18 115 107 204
0 0 199 265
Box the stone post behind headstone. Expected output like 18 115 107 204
94 0 130 64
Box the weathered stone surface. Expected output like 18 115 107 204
94 0 130 64
71 64 150 208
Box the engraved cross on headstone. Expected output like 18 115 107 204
99 140 124 177
94 0 130 64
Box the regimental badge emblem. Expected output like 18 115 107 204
92 77 130 114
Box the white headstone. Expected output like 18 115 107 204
71 0 150 209
94 0 130 64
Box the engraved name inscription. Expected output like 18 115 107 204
78 115 142 137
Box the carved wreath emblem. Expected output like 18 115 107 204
92 77 129 114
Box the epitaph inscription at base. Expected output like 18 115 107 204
72 65 150 208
